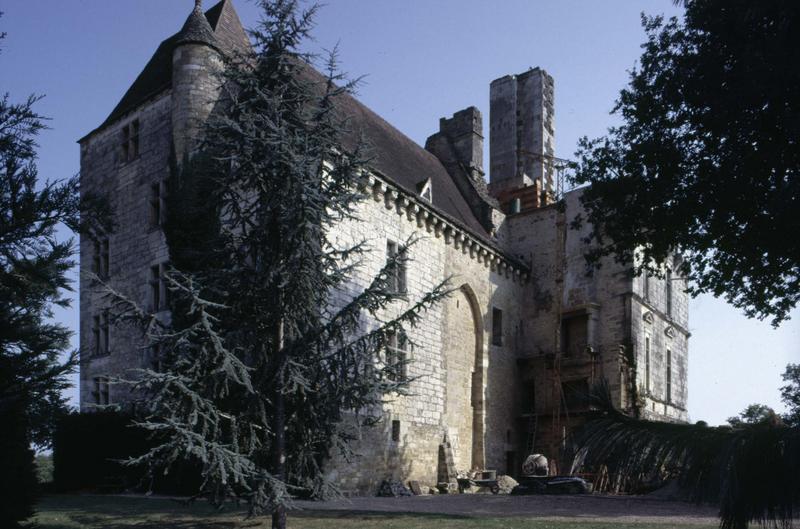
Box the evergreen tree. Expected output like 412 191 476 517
110 2 450 527
0 13 111 526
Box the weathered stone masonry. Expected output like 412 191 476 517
79 0 690 494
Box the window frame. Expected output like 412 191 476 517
492 307 504 347
150 264 161 312
386 240 407 295
666 268 673 318
666 348 673 404
149 180 164 228
386 330 408 382
92 376 110 405
119 119 140 164
644 334 651 393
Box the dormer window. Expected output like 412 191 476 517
120 119 140 163
416 178 433 203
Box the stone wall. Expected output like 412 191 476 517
323 178 526 493
631 259 690 422
79 92 173 408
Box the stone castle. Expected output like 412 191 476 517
79 0 689 493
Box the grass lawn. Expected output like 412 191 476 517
35 494 716 529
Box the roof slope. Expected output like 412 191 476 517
83 0 490 238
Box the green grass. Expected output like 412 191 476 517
34 494 715 529
35 454 54 483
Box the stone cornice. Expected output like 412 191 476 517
359 171 530 282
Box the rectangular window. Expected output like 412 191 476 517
120 119 140 163
131 119 140 159
150 265 161 311
562 314 588 356
92 238 110 278
148 342 164 373
101 310 110 356
93 240 101 276
149 181 164 228
666 268 673 317
391 420 401 442
643 272 650 301
386 240 407 295
92 315 101 356
93 312 110 356
666 348 672 404
100 239 109 278
492 307 503 346
92 376 110 405
386 331 408 381
645 335 651 393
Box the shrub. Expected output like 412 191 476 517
0 395 38 528
52 411 200 495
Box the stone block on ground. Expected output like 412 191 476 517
377 479 412 497
496 474 519 494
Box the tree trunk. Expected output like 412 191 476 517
271 317 286 529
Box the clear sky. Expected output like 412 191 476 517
1 0 797 425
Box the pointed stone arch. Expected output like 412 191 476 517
460 283 486 471
442 283 486 471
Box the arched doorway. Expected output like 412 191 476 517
443 284 485 471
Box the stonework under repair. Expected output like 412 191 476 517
78 0 690 495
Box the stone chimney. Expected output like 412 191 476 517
425 107 499 232
489 67 555 212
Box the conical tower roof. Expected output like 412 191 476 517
175 0 220 51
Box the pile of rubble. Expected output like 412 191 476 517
376 479 413 497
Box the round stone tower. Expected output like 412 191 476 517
171 0 223 161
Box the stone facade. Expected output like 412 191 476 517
78 0 690 495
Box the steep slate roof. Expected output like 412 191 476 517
175 2 220 50
83 0 492 240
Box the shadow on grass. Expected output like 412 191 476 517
35 493 719 529
291 509 475 520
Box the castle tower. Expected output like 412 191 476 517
171 0 223 161
489 68 555 212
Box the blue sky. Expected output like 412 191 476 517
2 0 797 425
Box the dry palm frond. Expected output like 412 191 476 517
569 380 800 529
